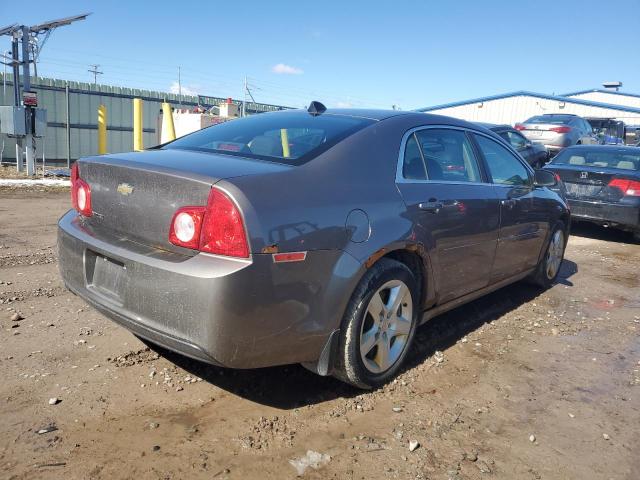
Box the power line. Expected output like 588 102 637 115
29 49 396 108
42 48 392 106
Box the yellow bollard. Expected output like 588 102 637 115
133 98 143 151
280 128 290 158
161 102 176 142
98 104 107 154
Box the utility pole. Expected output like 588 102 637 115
178 66 182 106
9 31 23 170
242 76 256 117
88 64 102 86
242 76 246 117
20 26 33 175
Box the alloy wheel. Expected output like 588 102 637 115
359 280 413 374
545 230 564 280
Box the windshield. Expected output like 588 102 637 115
163 110 374 165
525 115 573 125
552 147 640 171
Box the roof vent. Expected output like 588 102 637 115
602 81 622 91
307 101 327 116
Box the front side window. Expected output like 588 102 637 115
475 135 531 186
164 111 374 165
405 129 481 182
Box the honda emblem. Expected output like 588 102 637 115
580 171 588 179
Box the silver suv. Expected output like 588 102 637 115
516 114 598 156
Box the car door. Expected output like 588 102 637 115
472 132 549 282
395 126 500 304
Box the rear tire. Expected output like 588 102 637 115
530 222 566 288
333 258 419 389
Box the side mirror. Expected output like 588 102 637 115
534 169 557 187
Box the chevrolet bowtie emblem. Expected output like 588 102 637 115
117 183 134 195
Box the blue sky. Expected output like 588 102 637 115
2 0 639 110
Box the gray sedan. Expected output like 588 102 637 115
516 114 598 156
58 105 570 388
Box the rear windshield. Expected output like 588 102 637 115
552 148 640 171
163 111 374 165
525 115 573 125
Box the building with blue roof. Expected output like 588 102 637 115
563 89 640 110
417 90 640 128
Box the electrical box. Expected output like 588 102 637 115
33 108 47 137
0 106 27 136
0 106 46 137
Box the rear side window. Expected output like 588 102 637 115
164 111 374 165
403 134 427 180
499 130 527 150
475 135 531 186
402 129 482 182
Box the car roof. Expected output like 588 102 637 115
267 109 516 159
280 109 501 132
474 122 513 131
284 108 409 121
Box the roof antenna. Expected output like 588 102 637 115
307 100 326 116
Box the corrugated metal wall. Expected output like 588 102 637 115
425 95 640 126
0 73 288 164
565 91 640 109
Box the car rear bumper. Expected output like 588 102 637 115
567 198 640 230
58 210 359 368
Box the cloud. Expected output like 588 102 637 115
169 81 199 96
336 101 353 108
271 63 304 75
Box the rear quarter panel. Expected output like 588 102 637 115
221 114 432 333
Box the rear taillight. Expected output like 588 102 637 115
608 179 640 196
514 124 525 131
550 126 571 134
169 187 249 258
70 163 92 217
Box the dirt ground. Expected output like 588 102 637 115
0 189 638 480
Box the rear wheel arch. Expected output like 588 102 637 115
382 248 430 309
318 245 432 382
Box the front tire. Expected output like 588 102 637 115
530 223 566 288
333 258 418 389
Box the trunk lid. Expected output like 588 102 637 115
79 149 291 254
521 123 565 142
545 165 630 201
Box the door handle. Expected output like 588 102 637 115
419 199 443 213
501 199 517 208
